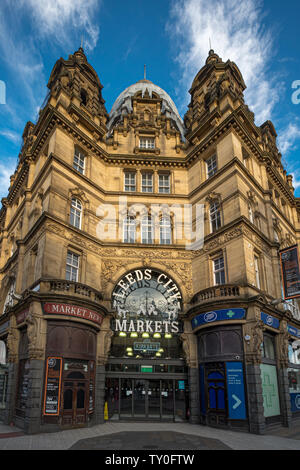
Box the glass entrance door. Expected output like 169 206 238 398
161 379 174 419
148 380 160 418
133 379 146 416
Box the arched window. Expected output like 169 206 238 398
70 198 82 229
160 215 172 245
141 215 154 244
123 216 136 243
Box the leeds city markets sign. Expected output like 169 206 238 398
112 269 182 334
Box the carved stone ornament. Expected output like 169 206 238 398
6 327 19 363
244 320 265 365
180 332 197 368
278 320 290 368
25 311 46 360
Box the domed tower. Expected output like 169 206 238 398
106 78 185 155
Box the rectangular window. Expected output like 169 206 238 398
141 173 153 193
158 174 170 193
140 137 155 149
73 148 85 174
66 251 79 282
206 154 217 178
124 172 136 192
254 255 261 289
210 202 222 232
213 256 225 285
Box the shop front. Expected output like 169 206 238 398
105 268 189 422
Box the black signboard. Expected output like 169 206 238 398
280 245 300 300
43 357 62 416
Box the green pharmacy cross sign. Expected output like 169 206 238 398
191 308 246 329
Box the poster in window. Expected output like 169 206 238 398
43 357 62 416
280 245 300 300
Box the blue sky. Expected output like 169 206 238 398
0 0 300 199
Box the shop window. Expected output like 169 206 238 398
205 333 220 356
63 389 73 410
289 341 300 365
261 334 275 360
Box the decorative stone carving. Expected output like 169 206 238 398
244 320 265 364
24 309 46 360
278 320 291 368
6 326 19 363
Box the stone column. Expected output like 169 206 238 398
93 315 113 425
276 320 292 428
23 302 47 434
181 321 199 424
4 318 20 425
243 311 266 434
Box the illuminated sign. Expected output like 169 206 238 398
112 269 182 334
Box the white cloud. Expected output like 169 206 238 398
277 122 300 155
167 0 281 124
0 160 17 200
21 0 101 51
0 129 22 145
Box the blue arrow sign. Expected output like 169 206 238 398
226 362 246 420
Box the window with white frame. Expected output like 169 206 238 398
160 215 172 245
66 251 80 282
210 201 222 232
73 148 85 175
141 215 154 244
213 256 225 285
206 154 217 178
70 198 82 229
123 216 136 243
158 174 170 194
248 204 254 224
139 137 155 150
124 171 136 192
254 255 261 289
141 173 153 193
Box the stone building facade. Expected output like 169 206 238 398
0 47 300 434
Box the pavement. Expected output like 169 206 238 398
1 421 300 451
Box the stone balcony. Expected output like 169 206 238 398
25 278 103 305
188 283 266 311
